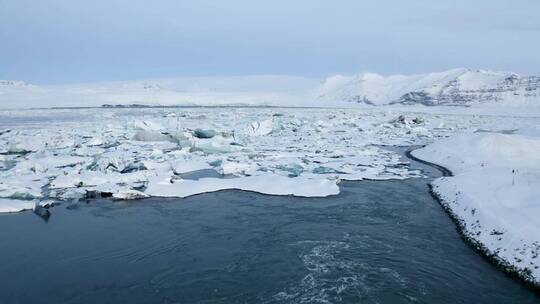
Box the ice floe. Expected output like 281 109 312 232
145 174 340 198
0 107 538 216
0 198 35 213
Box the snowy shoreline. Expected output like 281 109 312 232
427 183 540 291
407 146 540 290
411 133 540 289
404 148 453 177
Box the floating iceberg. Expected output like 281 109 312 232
0 198 35 213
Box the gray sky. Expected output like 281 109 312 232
1 0 539 84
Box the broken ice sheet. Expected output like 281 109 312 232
145 173 340 198
0 198 35 213
3 107 510 207
0 173 46 200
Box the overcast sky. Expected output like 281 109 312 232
1 0 539 84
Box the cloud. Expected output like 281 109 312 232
402 6 540 32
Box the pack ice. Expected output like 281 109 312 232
1 108 443 213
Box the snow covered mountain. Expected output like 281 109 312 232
318 68 540 107
2 69 540 109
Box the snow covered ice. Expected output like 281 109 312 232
1 106 539 288
0 198 35 213
0 107 536 207
0 107 441 208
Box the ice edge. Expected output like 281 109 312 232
406 147 540 291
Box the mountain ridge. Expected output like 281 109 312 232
1 69 540 108
317 68 540 106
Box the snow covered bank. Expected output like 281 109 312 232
412 133 540 286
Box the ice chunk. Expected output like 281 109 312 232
192 128 216 139
133 130 176 142
12 154 90 174
312 166 341 174
0 198 35 213
193 140 241 154
145 173 339 198
49 170 150 201
33 204 51 220
86 149 145 173
85 136 106 146
245 119 274 136
0 175 45 199
274 163 304 177
7 134 76 153
219 161 256 175
172 160 212 174
132 120 164 131
112 190 149 200
50 187 88 201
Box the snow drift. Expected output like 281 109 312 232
413 132 540 286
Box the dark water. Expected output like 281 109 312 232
0 173 539 303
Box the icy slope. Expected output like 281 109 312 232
412 133 540 286
318 68 540 107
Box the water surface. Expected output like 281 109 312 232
0 174 538 303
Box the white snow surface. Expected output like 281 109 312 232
145 174 339 198
413 132 540 285
0 198 35 213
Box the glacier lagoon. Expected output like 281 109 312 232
1 107 540 303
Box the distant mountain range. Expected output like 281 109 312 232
0 80 27 87
317 68 540 106
1 69 539 108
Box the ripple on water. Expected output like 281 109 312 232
0 179 538 303
272 237 418 304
